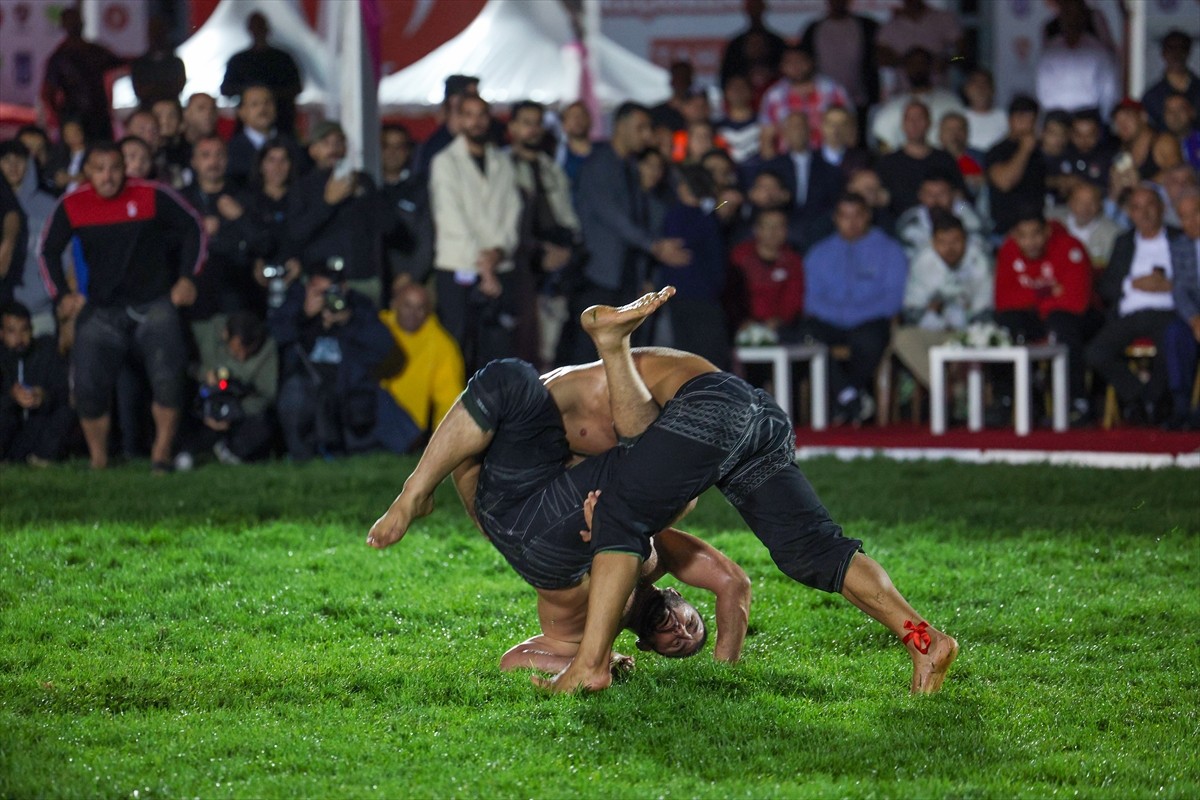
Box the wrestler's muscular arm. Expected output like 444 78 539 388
649 529 751 663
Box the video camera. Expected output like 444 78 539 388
196 369 248 424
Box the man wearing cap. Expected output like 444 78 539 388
289 120 393 307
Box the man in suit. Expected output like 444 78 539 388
759 111 844 252
225 85 303 189
565 103 692 363
1086 186 1184 425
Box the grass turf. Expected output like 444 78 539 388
1 455 1197 799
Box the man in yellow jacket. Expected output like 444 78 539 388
377 279 465 453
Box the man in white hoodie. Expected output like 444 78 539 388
430 95 522 372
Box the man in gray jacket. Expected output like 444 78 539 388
563 103 690 363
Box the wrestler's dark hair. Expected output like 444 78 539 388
630 587 708 659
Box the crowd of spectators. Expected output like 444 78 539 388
2 0 1199 470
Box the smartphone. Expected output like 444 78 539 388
333 158 354 180
1114 152 1134 173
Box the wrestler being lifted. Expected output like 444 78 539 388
367 288 750 671
531 287 957 695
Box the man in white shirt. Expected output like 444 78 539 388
1086 186 1182 424
892 210 993 391
870 48 964 152
1035 0 1118 119
429 95 522 373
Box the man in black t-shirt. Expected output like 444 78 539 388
876 100 964 217
985 95 1047 236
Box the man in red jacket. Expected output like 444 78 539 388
39 141 206 471
729 208 805 340
993 207 1093 422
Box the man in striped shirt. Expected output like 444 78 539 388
758 45 850 153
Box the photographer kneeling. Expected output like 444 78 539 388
179 311 279 467
270 259 395 461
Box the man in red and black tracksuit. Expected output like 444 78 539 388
39 141 206 471
994 207 1093 421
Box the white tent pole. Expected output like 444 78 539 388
583 0 603 137
1126 0 1147 99
80 0 101 41
325 0 379 179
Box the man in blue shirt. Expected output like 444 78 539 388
804 192 908 423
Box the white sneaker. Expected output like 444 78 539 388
173 451 194 472
213 441 242 466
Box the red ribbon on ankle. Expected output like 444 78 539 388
902 620 930 655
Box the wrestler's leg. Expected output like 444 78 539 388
581 287 674 439
840 554 959 694
732 464 958 694
368 401 491 549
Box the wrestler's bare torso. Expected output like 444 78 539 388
527 348 721 642
542 347 719 457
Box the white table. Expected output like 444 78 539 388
735 344 829 430
929 344 1069 436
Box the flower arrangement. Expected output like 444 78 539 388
735 322 780 347
950 322 1013 349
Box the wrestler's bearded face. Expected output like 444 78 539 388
636 588 707 658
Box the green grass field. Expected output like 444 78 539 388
2 455 1197 799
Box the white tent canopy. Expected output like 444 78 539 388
111 0 331 110
377 0 669 110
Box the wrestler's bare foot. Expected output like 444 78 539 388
581 286 675 353
909 628 959 694
531 660 613 694
366 491 435 549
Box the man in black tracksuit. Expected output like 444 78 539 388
39 141 206 471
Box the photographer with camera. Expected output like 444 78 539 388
177 310 278 466
269 259 394 461
289 121 393 308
